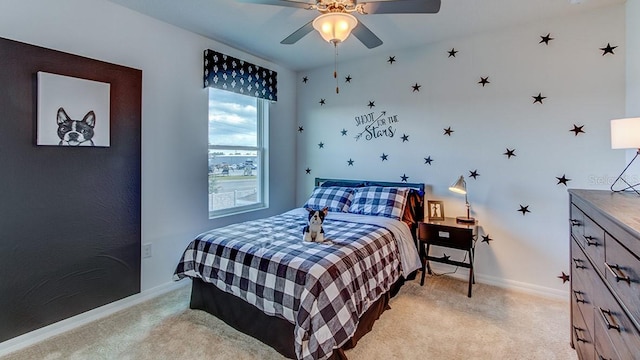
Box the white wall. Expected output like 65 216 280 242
295 5 626 297
0 0 297 293
625 0 640 177
628 0 640 117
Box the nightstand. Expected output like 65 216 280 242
418 217 478 297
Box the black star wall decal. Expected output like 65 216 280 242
298 126 304 133
558 272 570 284
441 254 451 261
367 101 375 109
302 76 309 83
481 235 493 244
345 75 352 83
347 159 354 166
539 33 554 45
504 148 516 158
412 83 421 92
448 48 458 58
518 205 531 215
570 124 585 136
305 168 311 174
444 127 454 136
532 93 546 104
600 43 617 55
341 129 347 136
556 175 571 186
424 156 434 165
380 153 388 161
469 170 480 179
318 142 324 149
319 99 326 106
401 134 409 142
388 56 396 64
401 174 409 182
478 77 490 87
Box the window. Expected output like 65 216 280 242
208 88 268 217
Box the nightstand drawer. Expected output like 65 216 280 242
418 223 472 250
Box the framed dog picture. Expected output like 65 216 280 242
427 200 445 221
37 72 110 147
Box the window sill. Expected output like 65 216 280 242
208 203 268 220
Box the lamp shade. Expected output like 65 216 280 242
611 117 640 149
449 175 467 194
312 12 358 44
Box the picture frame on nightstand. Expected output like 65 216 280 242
427 200 445 221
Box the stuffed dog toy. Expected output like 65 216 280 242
302 207 330 243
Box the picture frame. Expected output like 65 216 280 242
427 200 445 221
37 71 110 147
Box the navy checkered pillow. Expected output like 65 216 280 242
348 186 409 220
303 186 355 212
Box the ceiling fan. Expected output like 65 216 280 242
238 0 442 49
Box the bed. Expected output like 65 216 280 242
174 178 425 360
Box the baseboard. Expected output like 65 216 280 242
425 264 569 301
0 280 190 357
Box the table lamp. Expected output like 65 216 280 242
610 117 640 195
449 175 476 224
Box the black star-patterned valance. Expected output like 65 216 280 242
203 49 277 101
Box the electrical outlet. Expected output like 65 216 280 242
142 243 152 258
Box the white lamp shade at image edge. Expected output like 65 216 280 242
611 117 640 149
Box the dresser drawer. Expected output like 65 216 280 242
418 222 472 250
604 233 640 328
595 309 622 360
570 203 585 235
582 213 606 272
571 239 598 329
596 290 640 360
573 304 595 360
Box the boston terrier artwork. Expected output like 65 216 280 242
56 107 96 146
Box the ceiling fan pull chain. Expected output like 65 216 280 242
334 42 339 94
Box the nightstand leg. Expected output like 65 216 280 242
468 248 474 297
468 267 473 298
470 247 475 284
420 241 426 286
426 243 433 275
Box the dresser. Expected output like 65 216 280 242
568 189 640 360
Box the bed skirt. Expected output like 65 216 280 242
189 275 409 359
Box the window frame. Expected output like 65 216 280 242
207 89 269 218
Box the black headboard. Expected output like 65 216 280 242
314 177 425 193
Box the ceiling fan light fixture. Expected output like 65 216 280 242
312 12 358 44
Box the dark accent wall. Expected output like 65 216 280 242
0 37 141 342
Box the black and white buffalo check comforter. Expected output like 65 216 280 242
174 208 421 360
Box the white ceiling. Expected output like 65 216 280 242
107 0 624 71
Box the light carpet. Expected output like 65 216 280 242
1 276 577 360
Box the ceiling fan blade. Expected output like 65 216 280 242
236 0 313 9
360 0 441 14
280 20 315 44
351 21 383 49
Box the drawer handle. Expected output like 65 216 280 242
585 236 599 247
604 262 631 284
572 258 585 270
598 308 621 332
572 290 586 304
570 219 581 227
572 326 587 343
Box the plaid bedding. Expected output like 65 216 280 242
174 210 404 360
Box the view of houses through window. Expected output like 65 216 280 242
208 88 267 217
